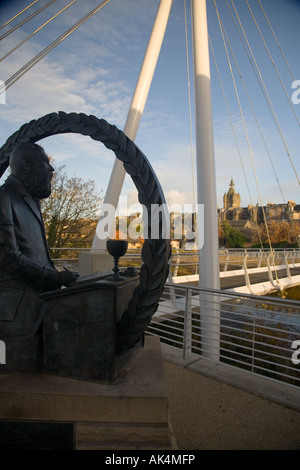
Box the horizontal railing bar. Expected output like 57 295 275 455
146 331 183 347
220 356 300 385
165 282 300 308
157 307 300 330
147 332 183 344
147 325 183 337
220 355 300 382
220 319 300 336
220 337 296 361
245 355 298 373
149 324 184 336
220 330 299 351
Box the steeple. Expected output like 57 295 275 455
223 178 241 209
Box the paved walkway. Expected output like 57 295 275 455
163 360 300 450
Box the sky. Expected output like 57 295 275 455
0 0 299 215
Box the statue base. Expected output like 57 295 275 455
0 334 42 373
0 272 142 383
0 337 177 450
41 272 141 383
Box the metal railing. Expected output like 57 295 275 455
49 247 300 390
220 248 300 272
50 247 300 293
167 249 300 294
147 283 300 388
50 247 300 272
171 248 300 275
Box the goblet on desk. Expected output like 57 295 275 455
106 239 128 281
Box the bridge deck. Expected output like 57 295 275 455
223 266 300 290
172 265 300 293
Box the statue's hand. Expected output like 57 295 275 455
59 268 80 287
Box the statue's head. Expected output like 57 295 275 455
9 142 54 199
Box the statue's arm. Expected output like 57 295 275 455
0 190 61 290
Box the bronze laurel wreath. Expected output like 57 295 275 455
0 111 171 355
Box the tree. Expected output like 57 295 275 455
252 220 300 248
222 220 247 248
41 160 102 258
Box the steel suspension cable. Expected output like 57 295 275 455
246 0 299 127
209 37 250 203
184 0 196 214
0 0 78 63
257 0 296 82
209 34 264 249
228 0 300 186
0 0 40 31
213 0 279 282
0 0 57 41
218 10 286 205
0 0 110 96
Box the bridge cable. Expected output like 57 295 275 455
213 0 279 284
0 0 40 31
0 0 57 41
245 0 299 127
0 0 78 63
184 0 196 214
257 0 296 82
216 9 286 206
0 0 111 96
209 35 264 249
228 0 300 186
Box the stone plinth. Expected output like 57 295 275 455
0 337 177 450
41 273 141 383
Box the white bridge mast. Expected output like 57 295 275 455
191 0 220 291
191 0 220 361
90 1 221 361
92 0 173 251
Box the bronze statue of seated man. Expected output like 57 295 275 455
0 142 79 370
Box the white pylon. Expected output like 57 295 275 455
191 0 220 361
92 0 173 250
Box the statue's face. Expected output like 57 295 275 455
27 149 54 199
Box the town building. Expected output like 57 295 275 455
219 178 299 223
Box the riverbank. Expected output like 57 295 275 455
266 285 300 301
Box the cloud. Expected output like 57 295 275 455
0 0 159 129
1 55 129 126
1 0 298 211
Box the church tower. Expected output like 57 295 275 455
223 178 241 209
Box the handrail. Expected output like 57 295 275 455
165 281 300 307
147 282 300 388
50 246 300 292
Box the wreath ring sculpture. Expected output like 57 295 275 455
0 111 171 355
